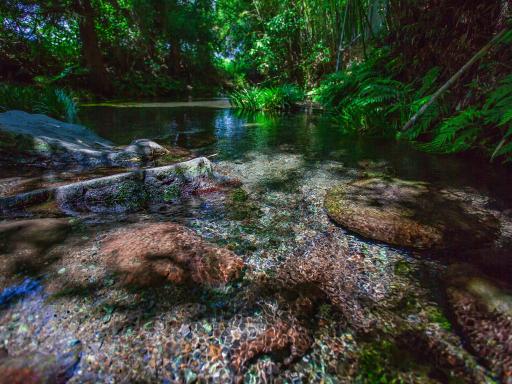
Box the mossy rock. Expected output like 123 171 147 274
226 188 260 221
443 264 512 381
324 177 499 251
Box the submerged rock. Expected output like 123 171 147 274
230 319 312 381
0 218 71 258
0 110 172 169
275 231 386 331
0 157 224 216
324 176 499 250
100 222 244 287
0 218 72 283
0 342 81 384
443 264 512 382
268 231 494 382
121 139 169 159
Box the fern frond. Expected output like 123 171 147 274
417 107 481 153
416 67 441 97
499 108 512 127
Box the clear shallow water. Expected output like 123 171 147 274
79 103 512 205
1 102 511 383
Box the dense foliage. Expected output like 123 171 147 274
0 0 218 97
313 48 409 135
413 73 512 161
216 0 386 88
311 1 512 162
0 0 511 161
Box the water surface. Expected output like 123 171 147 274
79 102 512 204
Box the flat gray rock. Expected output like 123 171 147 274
0 110 168 169
0 157 234 216
0 110 111 147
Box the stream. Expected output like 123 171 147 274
0 100 511 383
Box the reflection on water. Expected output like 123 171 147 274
79 105 512 204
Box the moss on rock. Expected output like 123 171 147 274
324 177 499 251
226 187 260 221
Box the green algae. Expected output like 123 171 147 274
426 306 452 331
108 180 149 209
163 184 182 202
226 188 260 221
231 188 249 203
356 339 435 384
173 165 186 176
394 260 412 276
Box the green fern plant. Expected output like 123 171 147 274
314 48 409 135
484 74 512 161
0 84 78 122
417 107 481 153
417 74 512 162
399 67 446 141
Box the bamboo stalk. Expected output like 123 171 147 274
335 0 350 72
401 28 509 132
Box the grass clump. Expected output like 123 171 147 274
0 83 78 122
230 84 303 111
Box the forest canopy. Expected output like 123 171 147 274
0 0 217 96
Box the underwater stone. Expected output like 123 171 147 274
54 157 214 214
121 139 169 159
0 218 72 259
100 222 244 287
324 176 499 251
0 157 227 216
443 264 512 382
230 320 312 382
0 342 81 384
275 230 384 331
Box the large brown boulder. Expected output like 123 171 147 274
100 222 244 287
443 264 512 382
324 177 499 250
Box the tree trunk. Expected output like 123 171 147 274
75 0 112 95
168 36 183 78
